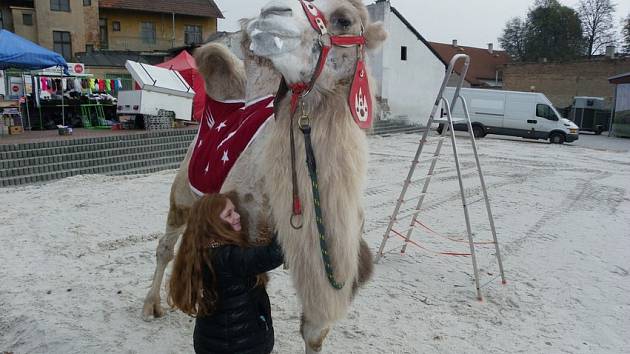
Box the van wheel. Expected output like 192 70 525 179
549 133 565 144
472 125 485 138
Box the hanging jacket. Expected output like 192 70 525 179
193 237 284 354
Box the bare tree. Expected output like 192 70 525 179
499 17 528 61
578 0 617 56
623 13 630 53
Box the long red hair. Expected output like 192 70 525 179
167 192 251 317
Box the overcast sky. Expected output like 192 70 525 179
213 0 630 50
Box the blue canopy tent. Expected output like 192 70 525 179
0 30 67 70
0 29 68 128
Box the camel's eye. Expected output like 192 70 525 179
331 14 353 31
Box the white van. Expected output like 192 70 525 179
441 88 579 144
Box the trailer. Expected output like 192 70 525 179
116 60 195 128
568 96 610 135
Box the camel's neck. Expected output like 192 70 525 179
244 58 281 101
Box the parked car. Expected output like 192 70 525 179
440 87 579 144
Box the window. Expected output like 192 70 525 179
99 18 108 49
184 25 203 45
50 0 70 12
83 0 91 6
22 13 33 26
85 44 94 52
53 31 72 60
112 21 120 32
536 104 558 121
140 22 156 44
401 46 407 61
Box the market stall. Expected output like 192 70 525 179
0 29 67 135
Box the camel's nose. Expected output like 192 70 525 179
261 6 293 18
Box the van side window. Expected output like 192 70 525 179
536 104 557 120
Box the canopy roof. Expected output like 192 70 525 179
0 30 68 71
156 51 206 121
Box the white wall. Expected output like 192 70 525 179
368 2 445 126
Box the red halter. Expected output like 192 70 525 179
288 0 373 129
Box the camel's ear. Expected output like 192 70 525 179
364 21 387 50
194 43 246 101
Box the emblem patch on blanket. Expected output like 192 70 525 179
188 95 275 195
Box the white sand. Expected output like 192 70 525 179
1 133 629 354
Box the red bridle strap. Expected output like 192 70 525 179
289 0 366 114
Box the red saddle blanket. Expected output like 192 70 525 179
188 95 275 195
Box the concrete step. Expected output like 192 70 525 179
1 146 188 178
0 140 192 170
0 154 185 187
107 163 181 176
0 128 197 152
0 132 195 160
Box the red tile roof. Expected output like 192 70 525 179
429 42 511 86
99 0 223 18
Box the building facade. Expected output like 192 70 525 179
0 0 221 60
1 0 99 61
502 57 630 108
367 0 446 126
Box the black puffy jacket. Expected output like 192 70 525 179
193 237 284 354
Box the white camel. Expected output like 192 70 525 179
142 1 386 352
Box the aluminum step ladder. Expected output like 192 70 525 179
374 54 506 301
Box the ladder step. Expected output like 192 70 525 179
411 156 439 164
408 174 433 184
402 192 427 203
391 208 421 221
432 117 467 124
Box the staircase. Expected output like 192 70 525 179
0 129 197 187
371 119 427 136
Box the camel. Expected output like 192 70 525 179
142 0 386 352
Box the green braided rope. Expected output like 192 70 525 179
301 125 345 290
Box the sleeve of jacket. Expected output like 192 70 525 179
216 237 284 277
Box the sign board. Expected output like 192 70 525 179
38 62 90 77
8 77 23 100
0 70 5 96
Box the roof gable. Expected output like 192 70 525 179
429 42 511 86
389 6 447 67
99 0 223 18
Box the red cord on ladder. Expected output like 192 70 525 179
390 228 471 257
414 220 497 245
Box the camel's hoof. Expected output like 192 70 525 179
142 301 165 322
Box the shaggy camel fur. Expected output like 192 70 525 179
142 0 386 352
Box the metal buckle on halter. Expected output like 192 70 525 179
318 33 332 48
298 101 311 129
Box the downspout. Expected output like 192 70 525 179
172 12 175 48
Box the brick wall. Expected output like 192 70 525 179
502 58 630 108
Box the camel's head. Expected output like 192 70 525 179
245 0 386 125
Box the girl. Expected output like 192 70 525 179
168 192 284 354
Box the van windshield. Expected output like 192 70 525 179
550 105 563 119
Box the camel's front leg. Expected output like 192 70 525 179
301 314 331 353
142 221 185 321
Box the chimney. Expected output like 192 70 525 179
605 45 615 59
488 43 494 54
452 39 458 48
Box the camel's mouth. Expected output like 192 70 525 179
246 17 303 58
